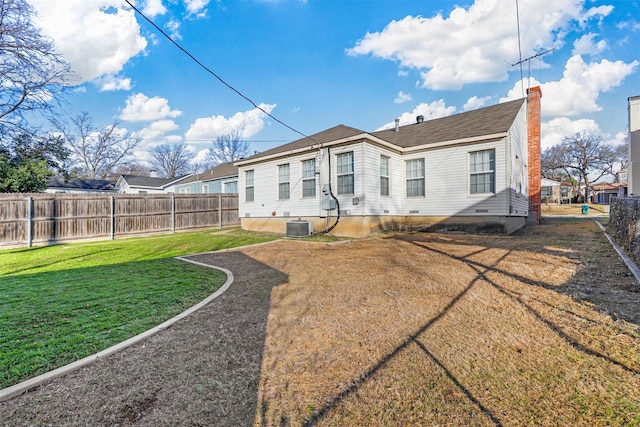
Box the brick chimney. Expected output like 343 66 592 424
527 86 542 225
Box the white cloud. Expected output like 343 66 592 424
142 0 167 18
185 103 276 140
29 0 148 84
541 117 601 150
132 120 181 156
377 100 456 130
184 0 210 16
502 55 638 117
394 91 412 104
347 0 613 90
120 93 183 122
165 19 182 40
192 148 210 165
95 75 132 92
572 33 607 56
463 95 491 111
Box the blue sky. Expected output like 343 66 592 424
29 0 640 169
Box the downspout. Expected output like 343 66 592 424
314 146 340 235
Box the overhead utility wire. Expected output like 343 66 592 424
123 0 316 145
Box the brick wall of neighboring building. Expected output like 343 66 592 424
527 86 542 225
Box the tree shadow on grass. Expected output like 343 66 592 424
298 222 640 426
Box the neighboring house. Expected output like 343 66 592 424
541 178 561 204
45 177 115 194
115 173 193 194
235 87 542 237
174 163 239 194
591 182 628 204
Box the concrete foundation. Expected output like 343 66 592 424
241 215 528 238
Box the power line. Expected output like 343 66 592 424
123 0 317 145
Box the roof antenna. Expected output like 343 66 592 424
511 47 555 93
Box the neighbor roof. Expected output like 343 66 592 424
178 162 238 185
371 98 526 148
47 177 115 191
119 174 191 189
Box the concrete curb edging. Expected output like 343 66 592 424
0 261 234 403
594 220 640 285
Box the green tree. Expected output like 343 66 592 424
0 133 69 192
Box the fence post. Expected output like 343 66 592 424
26 196 33 248
171 194 176 234
218 193 222 229
110 195 115 240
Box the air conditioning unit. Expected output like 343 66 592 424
286 220 313 238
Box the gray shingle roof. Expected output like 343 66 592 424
179 162 238 185
370 98 526 148
47 177 115 191
238 125 366 163
239 99 526 163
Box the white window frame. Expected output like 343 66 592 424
278 164 290 200
336 152 354 195
380 155 390 197
245 170 254 202
469 149 495 195
202 184 209 194
301 159 316 198
405 158 425 197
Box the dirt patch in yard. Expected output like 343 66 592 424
1 218 639 426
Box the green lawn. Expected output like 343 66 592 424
0 228 278 389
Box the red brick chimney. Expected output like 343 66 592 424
527 86 542 225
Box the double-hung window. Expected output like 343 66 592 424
406 159 425 197
278 164 290 200
245 170 254 202
469 149 495 194
302 159 316 198
336 152 354 195
380 155 390 197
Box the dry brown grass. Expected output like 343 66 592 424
542 202 607 216
247 220 640 426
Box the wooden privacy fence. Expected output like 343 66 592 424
0 193 239 248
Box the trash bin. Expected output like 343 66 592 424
581 205 589 215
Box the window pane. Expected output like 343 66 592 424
302 180 315 197
279 183 290 200
405 159 424 197
246 186 254 202
380 176 389 196
337 152 353 174
245 170 254 186
338 175 354 195
302 159 315 178
380 155 389 176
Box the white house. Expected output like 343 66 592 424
115 173 193 194
235 87 542 237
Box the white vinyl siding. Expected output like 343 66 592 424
406 159 425 197
380 155 390 197
336 152 354 195
302 159 316 198
470 149 495 194
245 170 254 202
278 164 290 200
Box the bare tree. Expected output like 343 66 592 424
541 131 621 202
150 143 194 179
103 162 149 180
0 0 73 139
207 131 249 166
53 112 140 179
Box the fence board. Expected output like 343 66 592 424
0 193 239 248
